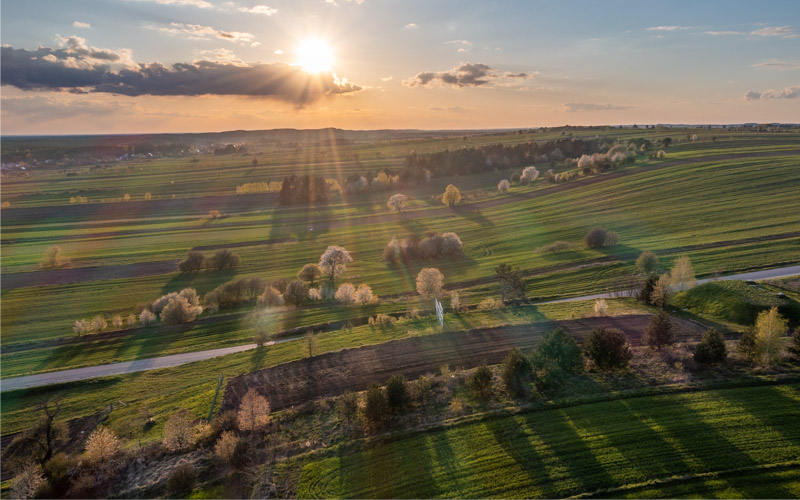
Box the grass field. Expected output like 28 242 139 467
293 383 800 498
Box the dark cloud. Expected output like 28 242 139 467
564 102 632 112
405 63 525 88
1 40 362 106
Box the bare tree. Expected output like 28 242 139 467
237 388 270 432
669 255 696 291
163 411 196 451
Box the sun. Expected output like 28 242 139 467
296 38 333 74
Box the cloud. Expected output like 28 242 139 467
404 23 418 30
237 4 277 15
751 26 793 37
380 76 392 81
752 58 800 70
274 49 283 55
150 0 214 8
646 26 689 31
1 42 362 107
73 21 91 29
743 84 800 100
147 22 256 45
404 63 528 88
564 102 632 112
430 105 469 113
705 30 744 36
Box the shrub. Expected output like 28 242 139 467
584 327 632 371
163 411 196 451
442 184 462 207
254 329 270 347
594 298 608 316
205 278 266 310
160 295 203 324
355 284 374 305
214 431 240 464
738 326 758 362
478 297 504 310
583 227 618 249
335 283 356 305
297 263 323 286
144 192 152 200
416 268 444 298
501 348 533 397
90 315 107 332
257 286 284 308
694 328 727 365
209 209 221 219
283 279 309 306
83 427 119 463
755 306 787 366
369 313 396 325
308 288 322 301
73 319 91 335
363 383 390 429
178 250 205 272
207 248 240 271
497 179 510 193
385 375 410 412
636 251 660 274
10 463 45 500
440 232 463 256
644 310 674 349
337 391 360 424
166 464 197 496
536 240 572 254
469 366 493 398
139 309 156 326
319 245 353 285
531 328 584 375
237 388 270 432
41 245 69 269
126 313 137 327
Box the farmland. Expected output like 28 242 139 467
2 127 800 498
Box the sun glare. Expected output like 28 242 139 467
296 38 333 74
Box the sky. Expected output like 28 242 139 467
1 0 799 134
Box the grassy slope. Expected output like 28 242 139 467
294 384 800 499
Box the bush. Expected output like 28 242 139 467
738 326 758 362
139 309 156 326
787 329 800 359
521 166 539 183
644 310 674 349
237 388 270 432
469 366 493 398
90 315 107 332
83 427 119 464
355 284 374 305
160 295 203 324
308 288 322 301
584 327 631 371
11 463 45 500
163 411 196 451
337 391 360 424
594 298 608 315
694 328 727 365
584 227 619 249
414 376 434 407
166 464 197 495
257 286 284 308
283 279 309 306
40 245 69 269
207 248 241 271
214 431 240 465
478 297 503 310
297 263 323 286
73 319 91 335
363 383 390 429
501 348 533 397
531 328 584 375
335 283 356 305
636 251 659 274
178 251 205 272
209 209 221 219
112 314 123 329
497 179 510 193
385 375 410 413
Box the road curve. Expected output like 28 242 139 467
2 264 798 392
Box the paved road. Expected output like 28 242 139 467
2 264 798 392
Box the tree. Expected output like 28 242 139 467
442 184 462 207
305 331 318 358
337 391 360 427
501 348 533 397
584 327 632 371
787 329 800 359
636 251 659 274
385 375 410 413
284 279 309 306
90 315 107 332
755 306 787 365
40 245 68 269
319 245 353 285
139 309 156 326
214 431 240 464
387 193 410 214
208 248 240 271
594 298 608 315
531 328 585 375
111 314 123 329
469 366 493 398
167 464 197 496
297 263 323 286
644 309 674 349
363 383 390 429
440 232 463 256
494 263 526 302
694 328 727 365
73 319 91 335
416 268 444 299
144 192 152 200
355 284 374 305
651 273 672 308
521 166 539 184
662 137 673 148
258 286 284 308
123 193 131 202
584 227 618 249
669 255 696 291
160 295 202 324
163 411 196 451
497 179 510 193
84 427 120 464
335 283 356 305
450 291 461 312
28 400 68 464
237 388 270 432
178 250 205 272
738 326 758 362
10 463 45 500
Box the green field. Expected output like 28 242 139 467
294 384 800 498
